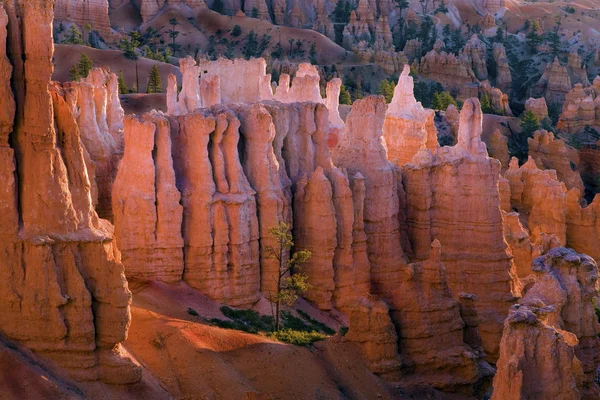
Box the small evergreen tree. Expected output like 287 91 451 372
526 20 542 52
520 110 540 136
339 85 352 105
120 31 140 60
431 91 457 111
118 70 129 94
167 18 181 52
309 43 317 65
231 25 242 37
77 53 93 78
266 222 312 331
480 93 493 114
69 64 81 81
243 31 259 59
251 7 259 18
494 26 504 43
64 24 84 45
147 65 162 94
378 79 396 103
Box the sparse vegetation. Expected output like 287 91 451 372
267 330 327 346
146 65 162 93
187 307 199 317
431 91 457 111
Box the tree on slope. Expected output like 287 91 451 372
266 222 312 331
147 65 162 94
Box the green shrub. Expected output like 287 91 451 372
267 329 327 346
338 327 349 336
297 310 336 335
187 307 199 316
231 25 242 37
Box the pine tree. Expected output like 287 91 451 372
480 93 493 114
431 91 456 111
243 31 259 59
520 110 540 137
118 70 129 94
494 26 504 43
64 24 84 45
339 85 352 105
69 65 81 81
147 65 162 94
378 79 396 103
77 53 93 78
309 43 317 65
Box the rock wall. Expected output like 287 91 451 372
493 248 600 399
528 129 584 194
54 0 115 41
557 79 600 134
402 98 521 360
383 64 437 166
0 0 139 383
532 57 572 105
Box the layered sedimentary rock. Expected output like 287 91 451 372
0 0 139 383
345 297 402 379
293 168 337 310
488 129 509 170
383 65 437 166
54 0 115 41
139 0 208 23
492 44 512 94
568 52 591 87
525 97 549 120
390 241 491 392
493 248 600 399
528 129 584 194
504 157 567 244
461 35 488 81
112 113 184 284
402 98 521 360
418 41 478 96
244 0 270 21
566 189 600 261
481 81 512 116
557 81 600 134
69 67 124 220
333 96 408 297
532 57 572 105
491 303 585 400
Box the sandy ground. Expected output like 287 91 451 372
124 281 402 400
53 44 181 93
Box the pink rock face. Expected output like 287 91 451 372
0 0 139 383
418 42 478 96
488 129 509 170
525 97 549 121
491 304 584 400
402 99 521 361
334 96 408 297
566 189 600 262
71 67 124 220
528 129 584 194
390 241 490 392
139 0 207 23
54 0 116 41
293 167 337 310
461 35 488 81
504 157 567 244
495 248 600 399
492 43 512 94
345 297 402 380
532 57 572 105
383 65 437 166
177 56 202 114
113 113 184 284
234 103 289 297
169 109 261 306
557 83 600 134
